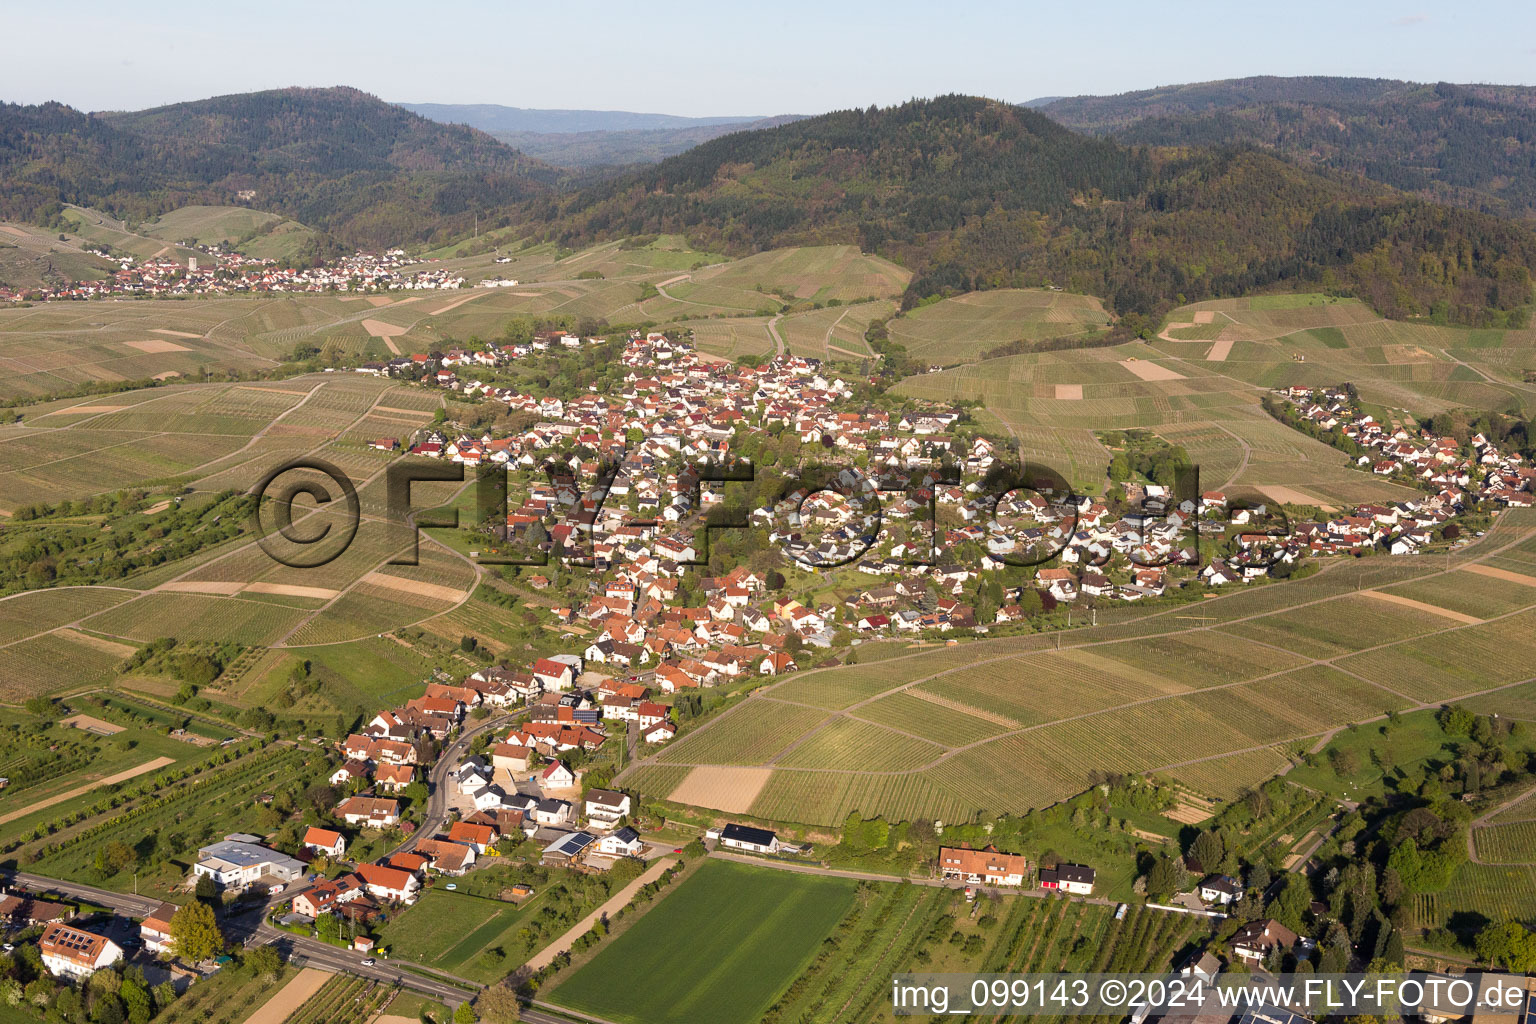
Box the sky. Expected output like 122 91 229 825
4 0 1535 116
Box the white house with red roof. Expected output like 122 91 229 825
303 826 346 859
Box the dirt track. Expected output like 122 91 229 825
247 968 332 1024
0 756 175 826
1359 589 1482 625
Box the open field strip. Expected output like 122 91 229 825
52 628 137 657
666 767 773 813
245 968 333 1024
525 857 676 973
1466 564 1536 587
1359 589 1483 625
1120 359 1185 381
628 519 1536 820
0 756 175 826
357 572 469 603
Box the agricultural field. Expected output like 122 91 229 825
657 245 908 314
774 715 946 771
626 522 1536 825
886 289 1112 366
1149 294 1536 419
11 742 324 897
1472 821 1536 864
548 859 858 1024
0 221 117 288
776 299 894 362
380 887 557 983
274 973 393 1024
136 205 318 258
657 700 830 765
1411 863 1536 933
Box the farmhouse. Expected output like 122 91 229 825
543 830 598 865
718 823 779 854
293 876 365 917
584 789 631 827
939 845 1029 887
39 924 123 979
1198 874 1242 905
597 826 644 857
447 821 497 853
0 890 73 928
415 838 477 875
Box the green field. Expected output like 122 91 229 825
380 887 549 983
549 859 858 1024
137 205 318 259
886 289 1111 366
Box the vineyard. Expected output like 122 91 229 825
657 702 829 766
775 717 945 771
281 974 394 1024
17 743 319 891
1472 821 1536 864
766 882 952 1024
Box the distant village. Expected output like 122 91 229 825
0 247 492 302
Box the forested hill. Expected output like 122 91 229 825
1 87 558 249
519 94 1536 325
1034 77 1536 222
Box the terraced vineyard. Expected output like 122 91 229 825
1473 821 1536 864
282 974 393 1024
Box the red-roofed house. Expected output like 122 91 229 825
303 827 346 859
355 863 420 903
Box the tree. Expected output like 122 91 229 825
244 945 283 983
169 900 222 962
475 984 522 1024
454 1002 478 1024
194 874 219 904
23 696 53 717
1146 856 1179 899
1190 830 1223 872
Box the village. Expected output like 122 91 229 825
0 247 483 303
3 323 1533 1022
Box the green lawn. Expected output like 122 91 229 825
548 859 857 1024
379 885 553 983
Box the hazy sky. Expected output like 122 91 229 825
4 0 1533 115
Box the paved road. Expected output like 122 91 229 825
11 871 477 1006
526 1000 623 1024
391 711 518 855
705 851 1122 907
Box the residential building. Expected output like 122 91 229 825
1039 864 1096 895
303 827 346 859
939 845 1029 887
39 924 123 979
718 823 778 854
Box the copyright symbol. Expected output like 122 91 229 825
1101 980 1126 1007
251 458 360 569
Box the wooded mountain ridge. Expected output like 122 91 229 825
517 94 1536 325
1 87 557 249
1033 77 1536 222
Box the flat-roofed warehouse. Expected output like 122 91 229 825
193 833 305 888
